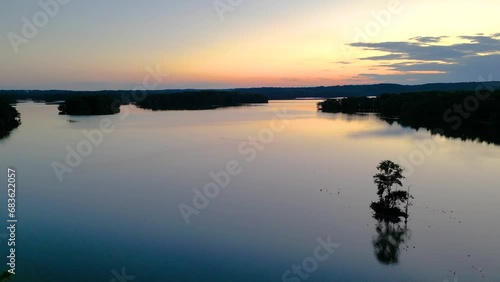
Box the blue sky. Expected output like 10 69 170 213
1 0 499 90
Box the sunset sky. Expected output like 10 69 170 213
1 0 499 90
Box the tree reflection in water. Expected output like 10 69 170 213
372 216 411 265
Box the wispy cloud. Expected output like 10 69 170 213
349 33 500 83
334 61 352 65
410 36 448 44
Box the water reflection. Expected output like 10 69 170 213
2 101 500 281
317 112 374 122
323 111 500 146
372 217 411 265
385 118 500 146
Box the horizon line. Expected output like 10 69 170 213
1 80 499 92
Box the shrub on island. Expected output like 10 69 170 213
58 95 120 115
135 90 268 111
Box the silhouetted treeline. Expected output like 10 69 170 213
0 98 21 139
2 81 500 101
135 91 268 111
318 90 500 144
319 90 500 122
233 81 500 99
317 97 377 113
0 90 128 103
388 118 500 145
58 95 120 115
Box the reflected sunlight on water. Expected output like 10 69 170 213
0 100 499 281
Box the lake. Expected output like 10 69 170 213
1 100 499 281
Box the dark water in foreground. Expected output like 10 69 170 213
0 100 499 281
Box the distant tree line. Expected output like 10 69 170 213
228 81 500 99
2 81 500 101
0 98 21 137
0 90 129 103
58 95 120 115
135 91 268 111
56 91 268 115
317 97 377 113
318 90 500 123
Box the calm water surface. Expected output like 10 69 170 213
0 100 499 281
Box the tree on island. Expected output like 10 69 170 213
0 98 21 139
58 95 120 115
371 160 412 221
135 90 268 111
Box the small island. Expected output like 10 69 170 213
371 160 412 222
135 90 268 111
0 98 21 139
58 95 120 115
369 160 413 265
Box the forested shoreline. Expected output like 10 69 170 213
135 91 268 111
0 98 21 139
318 90 500 144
